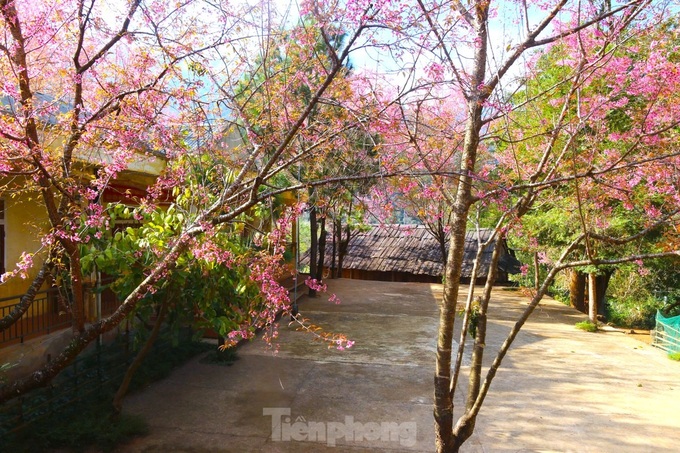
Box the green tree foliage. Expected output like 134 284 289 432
497 20 680 325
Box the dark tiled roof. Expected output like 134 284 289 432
303 224 521 278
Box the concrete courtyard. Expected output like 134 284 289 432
118 279 680 452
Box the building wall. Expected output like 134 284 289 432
1 162 165 303
1 190 51 300
324 267 441 284
324 267 511 285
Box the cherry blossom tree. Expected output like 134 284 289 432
504 15 680 323
0 0 377 403
366 93 467 262
379 1 680 451
300 0 678 450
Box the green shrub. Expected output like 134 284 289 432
575 320 598 332
669 352 680 361
549 287 570 306
606 296 662 329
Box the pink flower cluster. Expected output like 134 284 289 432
305 277 327 292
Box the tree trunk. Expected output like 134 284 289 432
331 218 338 278
435 95 485 453
308 197 318 296
436 218 447 269
533 252 540 291
0 262 50 331
315 216 327 283
338 223 349 278
588 272 598 325
338 201 353 279
112 299 168 414
596 271 612 321
454 241 502 449
435 2 489 448
569 269 587 313
68 247 87 333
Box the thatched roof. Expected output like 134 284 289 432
303 224 521 279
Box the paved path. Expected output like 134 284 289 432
119 279 680 452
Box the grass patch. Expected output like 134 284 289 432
669 351 680 361
575 320 598 332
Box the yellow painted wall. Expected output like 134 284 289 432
1 190 51 302
0 164 164 311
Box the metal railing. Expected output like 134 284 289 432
0 282 121 346
652 322 680 354
0 288 71 346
